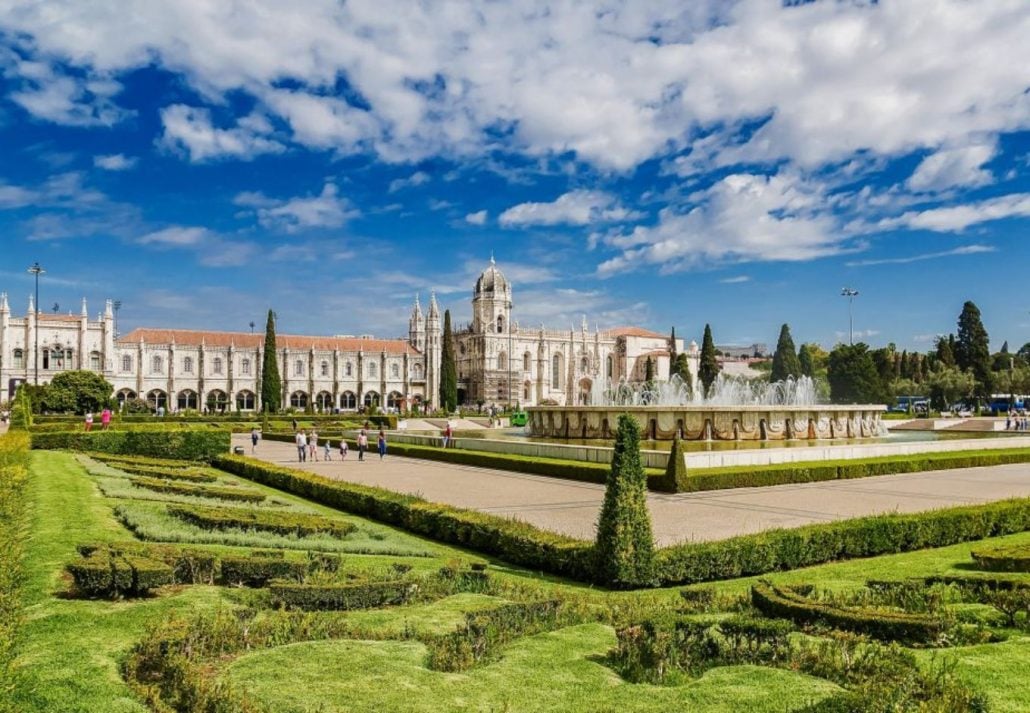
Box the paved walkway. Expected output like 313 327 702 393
234 435 1030 546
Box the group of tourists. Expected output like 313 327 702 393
83 408 112 431
1005 410 1029 431
289 426 387 462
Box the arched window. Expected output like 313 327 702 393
391 362 400 378
183 356 194 373
212 357 224 375
116 389 137 406
387 391 404 410
367 361 377 378
236 390 256 410
340 391 356 409
320 360 329 377
121 354 132 372
606 355 613 378
240 358 251 375
413 363 423 379
152 356 164 374
176 390 198 411
294 359 305 377
206 390 228 412
90 351 102 370
146 389 167 410
290 391 308 409
496 315 504 333
523 352 531 372
344 362 353 377
363 391 379 407
315 391 333 411
497 351 507 370
581 357 589 372
551 353 562 389
524 381 531 400
13 349 24 369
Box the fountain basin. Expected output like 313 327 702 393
526 405 885 441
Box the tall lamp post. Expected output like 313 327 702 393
840 287 859 345
27 262 45 385
113 300 122 339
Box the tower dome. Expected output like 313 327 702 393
474 255 509 296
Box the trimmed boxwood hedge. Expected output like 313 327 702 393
219 555 307 587
924 573 1030 592
213 455 1030 588
0 432 31 698
751 581 944 644
89 453 202 470
970 543 1030 573
31 430 230 461
167 503 356 538
66 548 174 598
268 579 416 610
109 464 219 483
129 476 266 503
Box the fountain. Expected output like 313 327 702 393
528 374 884 441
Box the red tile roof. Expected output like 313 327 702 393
118 328 420 355
606 326 666 339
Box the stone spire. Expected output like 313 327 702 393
104 299 114 318
81 298 88 317
0 292 8 314
428 290 440 319
27 293 34 315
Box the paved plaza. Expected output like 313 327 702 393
234 435 1030 546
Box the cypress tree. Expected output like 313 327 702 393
798 343 814 378
955 301 992 402
935 335 956 367
770 323 801 382
672 352 694 394
260 309 281 413
669 326 677 376
644 356 655 384
9 385 32 430
440 309 457 412
827 343 883 404
594 414 656 588
698 324 721 397
658 432 688 492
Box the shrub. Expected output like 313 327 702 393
652 433 688 493
219 555 307 587
88 453 198 469
751 582 945 644
113 465 218 483
31 430 230 460
129 476 266 503
924 573 1030 592
594 414 656 588
0 433 31 708
970 543 1030 572
76 542 218 585
269 579 417 610
66 548 174 598
167 503 356 538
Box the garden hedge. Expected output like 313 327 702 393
0 432 31 704
751 582 944 644
219 554 308 587
77 542 219 585
213 456 1030 588
166 503 356 538
129 476 266 503
66 548 174 598
88 453 202 470
31 430 230 461
924 573 1030 592
107 464 219 483
970 543 1030 573
269 579 416 610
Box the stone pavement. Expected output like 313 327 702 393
234 435 1030 546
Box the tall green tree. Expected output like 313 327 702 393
770 323 801 382
668 326 677 376
41 370 113 414
955 301 992 402
698 323 721 397
672 352 694 395
798 343 814 378
827 343 883 404
260 309 282 413
440 309 458 412
594 414 656 588
935 335 956 367
644 356 655 384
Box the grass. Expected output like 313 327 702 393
223 624 842 713
914 637 1030 713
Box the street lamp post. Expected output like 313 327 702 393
840 287 859 345
113 300 122 339
27 262 45 385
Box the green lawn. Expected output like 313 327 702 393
12 449 1030 712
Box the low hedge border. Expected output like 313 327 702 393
0 432 31 704
269 579 417 610
924 573 1030 592
66 548 174 598
31 430 230 461
220 555 308 587
751 582 944 644
109 464 219 483
167 503 356 538
129 476 266 503
970 544 1030 573
89 453 200 470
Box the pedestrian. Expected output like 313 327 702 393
339 439 348 460
84 412 94 432
442 422 453 448
357 429 368 461
309 429 319 461
323 439 332 461
251 426 260 454
377 428 387 459
295 430 307 462
292 417 298 431
101 408 112 430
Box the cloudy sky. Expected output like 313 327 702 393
0 0 1027 350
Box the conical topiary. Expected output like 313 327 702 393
594 414 656 588
656 433 687 493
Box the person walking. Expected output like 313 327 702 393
101 408 112 430
377 428 387 459
323 438 332 461
339 439 348 460
84 412 94 432
251 427 260 454
309 429 319 461
357 429 368 461
442 422 452 449
295 430 307 462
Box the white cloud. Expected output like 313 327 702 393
235 182 357 233
0 183 37 208
719 275 751 284
388 171 430 193
94 153 137 171
846 244 995 267
499 190 639 227
907 140 997 192
160 105 284 162
138 226 210 246
887 193 1030 232
597 172 842 276
464 209 487 225
7 60 129 126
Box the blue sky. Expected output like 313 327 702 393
0 1 1027 352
